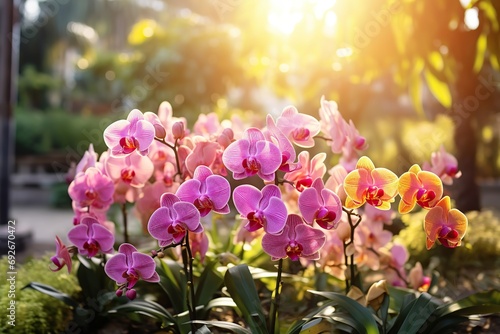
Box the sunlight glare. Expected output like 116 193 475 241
267 0 336 35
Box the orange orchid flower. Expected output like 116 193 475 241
424 196 468 249
343 156 398 210
398 164 443 214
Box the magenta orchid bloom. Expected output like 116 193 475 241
222 127 282 182
265 114 299 172
105 151 154 188
422 145 462 185
67 216 114 257
49 236 73 273
148 193 203 246
68 167 114 210
176 165 230 217
75 143 98 175
276 106 320 148
284 151 327 192
298 178 342 230
104 109 155 157
232 184 287 235
262 214 326 261
105 243 160 300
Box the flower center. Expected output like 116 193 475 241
242 157 260 175
194 195 214 216
315 207 337 229
416 188 436 208
85 189 97 200
122 268 140 289
292 128 310 141
296 177 313 192
285 241 303 261
121 168 136 183
168 224 186 241
83 240 100 257
365 185 385 206
246 211 265 231
120 136 139 154
445 165 459 177
437 225 460 248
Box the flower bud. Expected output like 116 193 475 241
126 289 137 300
366 280 388 311
116 289 123 297
172 122 185 140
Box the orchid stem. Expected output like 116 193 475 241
341 207 362 293
182 232 196 332
121 203 129 244
269 258 283 334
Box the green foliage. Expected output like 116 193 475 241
0 255 80 333
396 209 500 270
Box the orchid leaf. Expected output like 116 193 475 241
22 282 79 308
388 292 440 334
109 299 177 330
308 290 379 334
157 258 187 313
192 320 252 334
195 259 224 314
224 264 268 334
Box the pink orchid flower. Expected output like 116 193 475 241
75 143 98 175
318 230 345 279
105 243 160 300
135 180 174 232
49 236 72 273
424 196 467 249
343 156 399 210
184 140 219 177
144 111 167 139
232 184 287 235
176 165 230 217
381 243 408 287
422 145 462 185
363 204 395 225
276 106 320 148
148 193 203 246
262 214 326 261
285 151 327 192
398 164 443 214
408 262 431 292
193 112 222 137
104 109 155 157
222 128 282 182
355 221 392 251
68 167 114 210
265 114 299 172
325 164 348 202
298 178 342 230
67 216 114 258
105 151 154 188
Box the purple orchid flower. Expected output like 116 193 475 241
49 236 72 273
68 167 114 211
222 127 282 182
262 214 326 261
148 193 203 246
265 114 300 172
176 165 230 217
298 178 342 230
105 243 160 300
104 109 155 157
67 216 114 257
232 184 287 235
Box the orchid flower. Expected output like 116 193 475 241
398 164 443 214
68 167 114 211
284 151 327 192
49 236 72 273
343 156 398 210
148 193 203 246
103 109 155 157
298 178 342 230
265 114 299 172
262 214 326 261
276 106 320 148
232 184 287 235
176 165 231 217
105 243 160 300
424 196 468 249
105 151 154 188
422 145 462 185
67 216 114 258
222 127 282 182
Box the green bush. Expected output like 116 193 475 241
0 255 80 333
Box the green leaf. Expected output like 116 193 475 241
308 290 379 334
409 58 425 117
390 292 440 334
473 33 488 73
157 258 187 313
424 69 452 109
109 299 177 329
224 264 268 334
434 290 500 318
195 260 224 311
76 255 108 299
22 282 79 308
192 320 252 334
